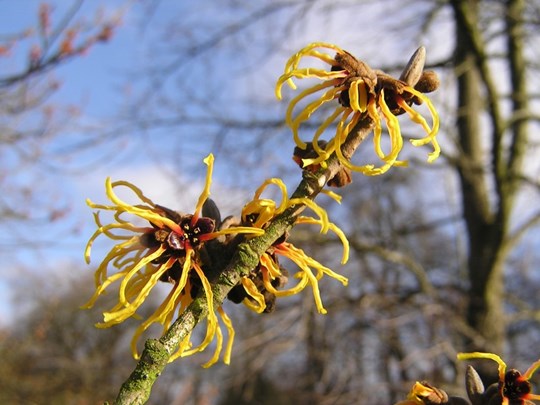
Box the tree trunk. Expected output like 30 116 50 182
451 0 506 353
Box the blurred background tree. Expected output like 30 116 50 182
0 272 131 404
0 0 118 243
0 0 539 404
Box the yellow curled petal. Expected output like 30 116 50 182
217 307 235 365
289 197 330 233
457 352 506 381
378 89 404 164
296 216 349 264
242 199 276 229
349 79 360 111
104 177 181 233
182 262 218 357
260 253 282 279
109 179 157 206
130 271 190 359
320 189 342 204
289 85 343 149
283 42 345 74
117 246 167 306
202 323 223 368
396 93 440 162
276 69 345 100
348 80 367 113
285 82 334 127
240 277 266 313
254 178 289 213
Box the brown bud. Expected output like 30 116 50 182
415 70 440 94
418 381 449 404
465 365 485 404
326 166 352 188
399 46 426 87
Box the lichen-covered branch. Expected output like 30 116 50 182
112 115 376 405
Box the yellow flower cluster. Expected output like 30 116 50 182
84 157 349 366
397 352 540 404
458 352 540 405
83 154 262 367
84 42 443 371
276 42 440 176
239 178 349 315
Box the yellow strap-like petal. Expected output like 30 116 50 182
192 153 214 223
283 42 345 73
457 352 506 382
117 246 167 306
217 307 234 365
104 177 182 233
524 359 540 380
296 216 349 264
182 262 217 356
254 178 289 214
396 94 441 162
202 321 223 368
276 69 345 100
240 277 266 313
242 199 276 229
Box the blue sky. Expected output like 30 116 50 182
0 0 301 323
1 1 131 112
1 7 540 392
2 0 538 330
0 0 459 325
0 1 157 323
